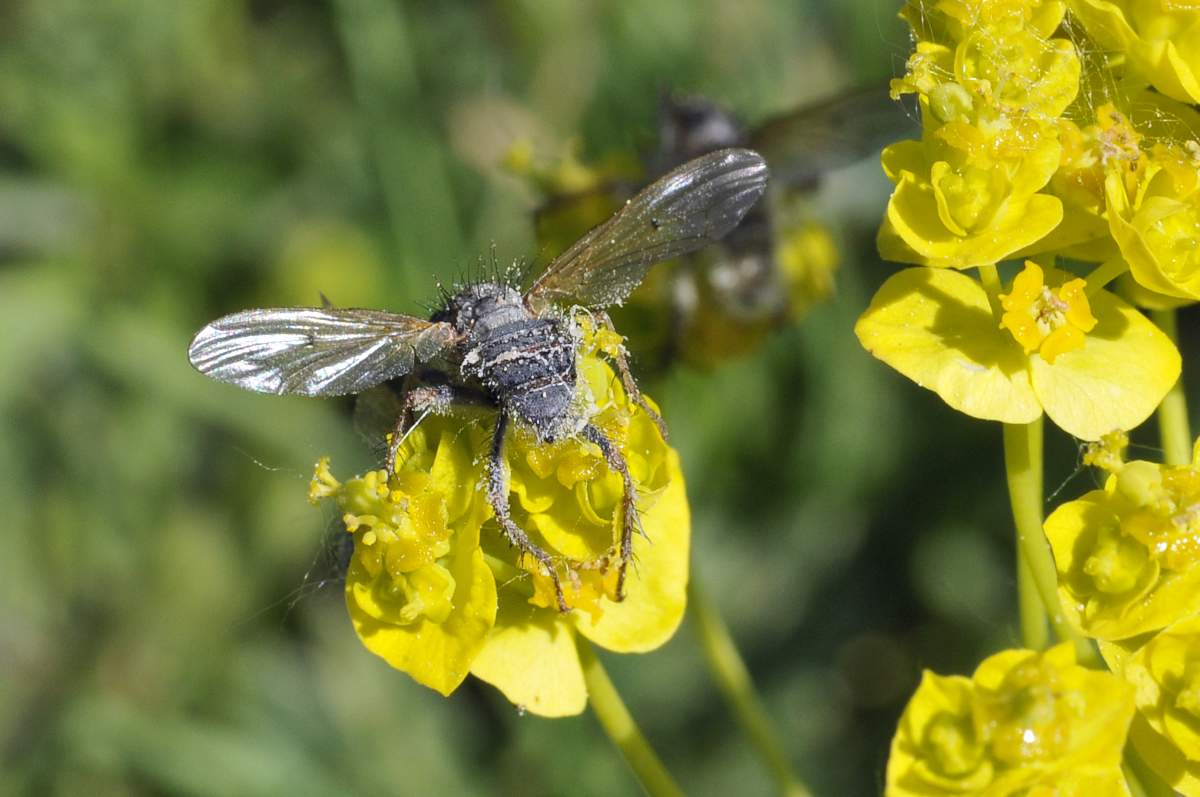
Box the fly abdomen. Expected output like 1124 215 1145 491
470 317 577 436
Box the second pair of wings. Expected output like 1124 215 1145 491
188 148 770 398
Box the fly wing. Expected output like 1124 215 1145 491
525 148 769 311
187 307 455 397
352 383 406 455
749 86 915 188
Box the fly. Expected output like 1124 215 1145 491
188 148 770 611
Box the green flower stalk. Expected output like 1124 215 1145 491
1151 309 1193 468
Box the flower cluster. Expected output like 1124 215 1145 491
879 0 1078 268
887 644 1134 796
858 0 1183 439
878 2 1200 794
1035 435 1200 793
309 323 690 716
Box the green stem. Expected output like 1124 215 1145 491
1016 553 1048 650
1003 419 1099 664
1084 258 1130 296
688 579 812 797
577 637 684 797
977 264 1003 315
1151 308 1192 467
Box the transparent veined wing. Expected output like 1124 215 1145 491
525 148 769 311
187 307 456 396
748 86 916 188
352 382 407 455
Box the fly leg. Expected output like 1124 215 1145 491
384 383 450 475
582 423 645 601
384 382 490 475
488 412 568 612
593 311 669 443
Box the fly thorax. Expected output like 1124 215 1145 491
433 282 525 335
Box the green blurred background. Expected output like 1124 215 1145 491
6 2 1192 795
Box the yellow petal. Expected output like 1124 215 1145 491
855 268 1041 424
469 599 587 717
1039 324 1084 364
428 425 483 522
888 175 1064 268
1003 261 1045 308
1105 171 1200 300
973 644 1135 774
881 139 926 183
1060 279 1097 332
346 535 497 697
1129 713 1200 797
1030 287 1181 440
1114 273 1195 312
1163 39 1200 105
573 450 691 652
1031 769 1133 797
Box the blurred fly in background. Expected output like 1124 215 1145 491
508 86 915 370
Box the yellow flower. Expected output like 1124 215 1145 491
887 643 1135 797
1069 0 1200 104
903 0 1071 40
777 219 840 321
1055 89 1200 301
854 264 1180 439
1045 105 1142 261
1107 158 1200 301
1123 615 1200 795
878 132 1065 268
309 327 690 715
1046 438 1200 641
999 261 1096 364
880 3 1081 268
310 433 497 698
1041 90 1200 305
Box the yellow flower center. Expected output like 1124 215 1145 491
374 561 457 625
528 560 621 621
977 658 1073 765
308 456 341 502
1083 430 1130 474
999 261 1097 363
1120 461 1200 571
921 711 986 778
1096 104 1142 168
312 461 459 625
1082 523 1151 594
